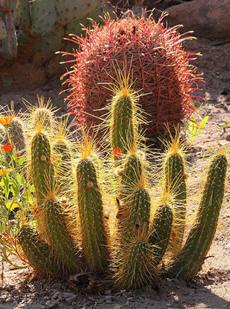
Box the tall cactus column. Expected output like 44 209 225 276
163 138 187 255
77 156 109 273
31 131 54 238
166 153 228 280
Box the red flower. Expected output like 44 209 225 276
1 144 14 153
113 147 123 157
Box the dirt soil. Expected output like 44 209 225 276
0 38 230 308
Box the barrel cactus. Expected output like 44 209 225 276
62 15 203 137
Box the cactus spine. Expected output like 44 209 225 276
114 238 159 289
149 204 173 265
53 139 73 195
0 124 6 144
118 154 143 203
18 226 60 277
166 154 227 280
31 103 54 133
164 140 187 255
44 198 82 273
7 117 26 151
31 132 54 204
31 131 54 239
110 82 138 159
77 157 109 272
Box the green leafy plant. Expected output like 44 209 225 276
187 115 209 144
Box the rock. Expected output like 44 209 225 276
166 0 230 40
63 292 77 304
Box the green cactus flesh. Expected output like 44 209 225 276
44 199 82 274
55 0 100 25
164 153 186 254
114 239 159 289
32 108 53 132
120 188 151 244
7 117 26 151
118 155 143 203
18 226 60 277
30 0 57 35
15 0 31 32
53 140 73 195
149 204 173 265
77 158 109 272
166 154 227 280
111 94 136 158
31 132 54 204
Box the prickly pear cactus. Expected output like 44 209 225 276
77 158 109 272
15 0 30 32
0 0 17 59
18 226 61 277
166 154 228 280
30 1 57 35
55 0 100 25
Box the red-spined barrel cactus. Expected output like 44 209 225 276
62 15 203 136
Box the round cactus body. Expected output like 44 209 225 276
62 16 202 136
166 154 228 280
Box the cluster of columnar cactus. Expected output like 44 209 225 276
0 79 228 290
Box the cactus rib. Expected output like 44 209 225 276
77 158 109 272
18 226 60 277
44 198 83 274
149 204 173 265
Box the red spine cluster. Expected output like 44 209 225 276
61 15 203 136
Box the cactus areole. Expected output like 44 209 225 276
62 15 203 136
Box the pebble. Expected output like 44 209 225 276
63 292 77 304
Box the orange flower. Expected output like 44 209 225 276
0 115 13 126
1 144 14 152
113 147 123 157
